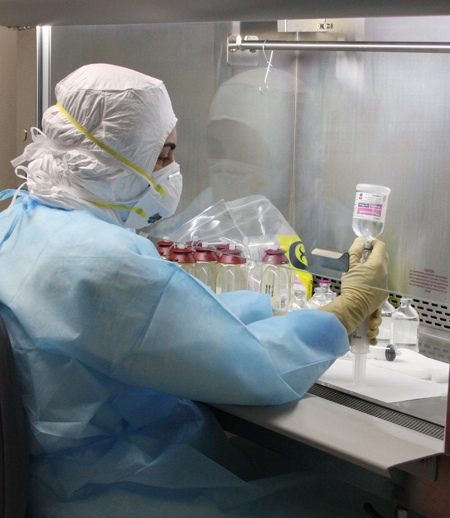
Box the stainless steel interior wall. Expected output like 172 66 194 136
47 17 450 305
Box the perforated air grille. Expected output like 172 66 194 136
308 384 445 440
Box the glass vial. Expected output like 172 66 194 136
260 249 292 311
377 297 395 344
168 244 196 275
215 246 247 294
391 297 420 353
287 276 309 311
193 245 218 292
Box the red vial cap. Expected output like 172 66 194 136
193 246 218 262
157 239 174 256
218 251 246 264
168 245 196 263
262 249 289 265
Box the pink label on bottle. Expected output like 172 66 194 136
356 202 383 217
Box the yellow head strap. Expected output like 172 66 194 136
55 102 167 196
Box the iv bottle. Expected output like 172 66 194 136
391 297 420 353
193 245 218 292
215 246 247 294
287 276 309 311
260 249 292 311
377 297 395 344
352 184 391 247
168 244 196 275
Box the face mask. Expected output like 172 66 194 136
124 161 182 229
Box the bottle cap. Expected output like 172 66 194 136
218 251 246 264
156 239 174 257
168 245 196 263
193 246 218 262
385 344 397 361
355 184 391 197
262 249 289 265
186 238 202 247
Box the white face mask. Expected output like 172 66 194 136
124 161 182 229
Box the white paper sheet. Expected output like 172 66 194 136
319 358 449 403
366 349 449 383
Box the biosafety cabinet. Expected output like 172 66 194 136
5 1 450 516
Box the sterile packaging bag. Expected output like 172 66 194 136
167 195 313 296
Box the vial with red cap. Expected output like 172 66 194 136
260 248 293 310
193 244 218 292
215 245 247 294
168 244 196 275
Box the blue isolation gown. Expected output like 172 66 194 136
0 191 393 517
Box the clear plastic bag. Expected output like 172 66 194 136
167 195 313 297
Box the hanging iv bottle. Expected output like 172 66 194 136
350 183 391 386
352 184 391 245
260 248 292 311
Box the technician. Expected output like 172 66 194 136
0 64 389 517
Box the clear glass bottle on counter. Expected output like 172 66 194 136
287 276 309 311
319 279 336 303
308 286 328 309
391 297 420 352
377 297 396 344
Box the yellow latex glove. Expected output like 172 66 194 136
319 237 388 338
366 307 382 345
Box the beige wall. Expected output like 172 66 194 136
0 26 17 210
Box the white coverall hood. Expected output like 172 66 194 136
16 63 177 226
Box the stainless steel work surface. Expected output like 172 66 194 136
214 392 444 477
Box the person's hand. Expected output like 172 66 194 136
319 237 388 336
367 306 382 345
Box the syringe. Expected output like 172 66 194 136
350 239 373 386
342 344 400 364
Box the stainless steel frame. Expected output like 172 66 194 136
228 35 450 53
